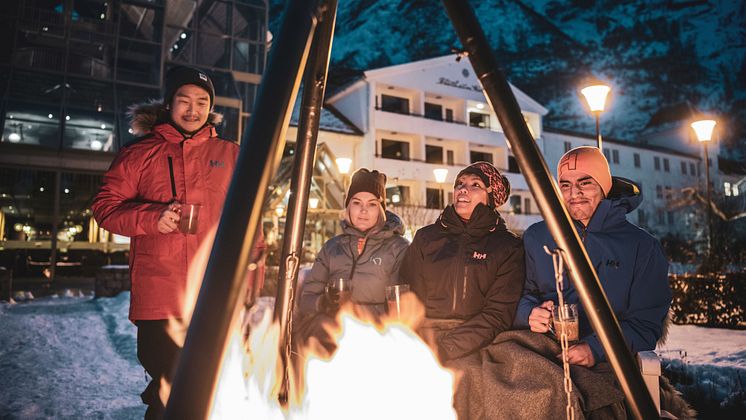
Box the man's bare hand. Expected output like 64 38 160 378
157 202 182 234
528 300 555 333
559 342 596 367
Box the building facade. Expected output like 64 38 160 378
0 0 268 281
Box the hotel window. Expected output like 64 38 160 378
724 182 732 196
656 185 663 199
665 186 672 200
663 158 670 172
381 94 409 115
654 156 660 171
612 149 619 164
468 111 490 129
509 195 522 214
657 210 665 224
425 145 444 164
524 197 532 214
381 139 410 161
681 161 687 175
564 141 571 153
425 188 444 209
633 153 641 168
603 149 610 162
470 151 493 164
445 109 454 122
424 102 443 120
508 156 520 174
689 162 696 175
386 186 410 206
667 211 674 225
446 150 455 166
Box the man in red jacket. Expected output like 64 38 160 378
92 66 265 419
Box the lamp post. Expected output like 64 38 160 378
433 168 449 208
336 157 352 200
691 119 717 258
580 83 611 150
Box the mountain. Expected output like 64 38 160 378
268 0 746 157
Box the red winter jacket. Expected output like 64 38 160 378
92 105 265 321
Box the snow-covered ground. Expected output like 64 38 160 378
1 293 744 418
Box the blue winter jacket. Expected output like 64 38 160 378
513 178 672 362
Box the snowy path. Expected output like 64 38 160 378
0 294 145 419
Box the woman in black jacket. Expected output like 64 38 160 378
399 161 524 362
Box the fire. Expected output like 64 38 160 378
168 226 456 418
209 301 456 419
300 314 456 419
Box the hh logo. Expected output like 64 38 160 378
371 257 382 265
209 160 225 168
472 251 487 260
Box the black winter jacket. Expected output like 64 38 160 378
399 204 525 361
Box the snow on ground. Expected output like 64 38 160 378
0 293 145 419
657 325 746 369
0 293 744 418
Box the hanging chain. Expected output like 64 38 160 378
543 246 575 420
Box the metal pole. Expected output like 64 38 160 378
274 0 338 405
164 0 322 417
595 111 603 151
702 144 713 258
440 1 659 419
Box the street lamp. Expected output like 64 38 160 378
691 119 717 257
336 157 353 200
580 83 611 150
433 168 449 208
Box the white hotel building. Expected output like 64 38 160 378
282 54 729 246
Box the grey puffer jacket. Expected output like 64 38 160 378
298 211 410 317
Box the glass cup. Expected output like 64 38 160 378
325 278 353 306
385 284 411 317
552 303 579 343
178 203 201 234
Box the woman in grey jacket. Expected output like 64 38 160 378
296 168 410 352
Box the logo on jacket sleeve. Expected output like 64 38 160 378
372 257 382 265
209 160 225 168
472 251 487 260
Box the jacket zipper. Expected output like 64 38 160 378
462 264 468 301
452 242 466 312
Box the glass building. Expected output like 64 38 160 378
0 0 268 281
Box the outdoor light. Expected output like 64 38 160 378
580 83 611 150
65 115 71 121
39 187 45 192
91 140 103 151
8 133 21 142
691 119 716 142
14 223 23 232
275 206 285 217
691 118 717 258
180 32 187 39
392 194 401 203
433 168 449 184
48 114 53 119
97 104 103 112
476 103 485 110
100 124 106 129
336 157 352 174
64 188 70 194
309 197 319 209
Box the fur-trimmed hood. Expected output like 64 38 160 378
127 100 223 136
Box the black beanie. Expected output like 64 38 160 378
345 168 387 210
163 66 215 108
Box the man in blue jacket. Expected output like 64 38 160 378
514 146 672 367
